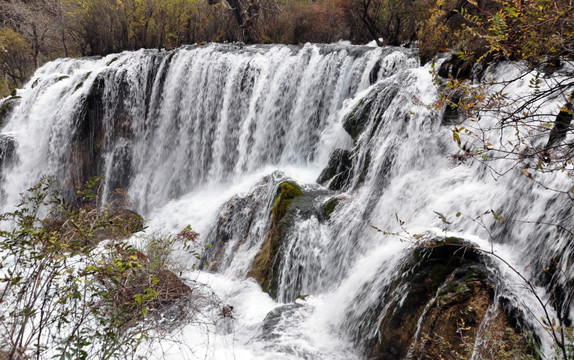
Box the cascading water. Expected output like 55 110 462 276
1 43 573 359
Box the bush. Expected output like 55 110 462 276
0 179 216 360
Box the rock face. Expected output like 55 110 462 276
69 76 107 195
363 238 535 360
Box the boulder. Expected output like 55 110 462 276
249 181 304 298
323 197 339 219
363 238 536 359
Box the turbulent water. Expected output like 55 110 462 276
1 43 573 359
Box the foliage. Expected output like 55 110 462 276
0 178 209 359
0 27 34 90
262 0 349 44
457 0 574 63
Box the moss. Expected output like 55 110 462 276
271 181 303 219
323 197 339 219
343 97 373 143
0 96 19 127
0 101 10 116
106 57 119 66
250 181 303 296
9 88 16 96
74 82 84 92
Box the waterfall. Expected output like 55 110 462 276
1 43 573 359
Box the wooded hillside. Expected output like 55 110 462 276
0 0 572 95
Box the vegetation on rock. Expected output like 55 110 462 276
363 238 535 359
249 181 303 297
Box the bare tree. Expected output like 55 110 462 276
0 0 63 68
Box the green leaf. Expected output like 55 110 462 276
434 211 451 225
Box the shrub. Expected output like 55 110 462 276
0 178 217 360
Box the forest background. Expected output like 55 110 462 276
0 0 572 97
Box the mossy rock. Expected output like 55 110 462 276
323 197 339 219
106 57 119 66
343 97 373 142
364 237 536 360
0 96 20 127
271 181 303 219
249 181 303 297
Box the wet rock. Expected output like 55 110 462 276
0 95 20 127
369 61 382 85
323 197 339 219
545 95 573 150
441 88 465 125
68 75 107 197
0 134 16 200
202 186 269 272
343 97 374 142
0 134 16 170
249 181 304 298
363 237 535 360
67 71 140 200
438 54 474 80
317 149 352 191
259 303 304 340
342 81 399 144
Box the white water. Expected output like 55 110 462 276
1 44 573 358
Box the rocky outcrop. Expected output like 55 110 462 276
259 303 304 341
67 71 139 202
0 94 20 127
342 82 399 144
363 238 535 360
323 197 339 219
316 149 352 191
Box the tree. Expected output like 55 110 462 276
0 0 65 67
439 0 574 194
0 27 33 88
